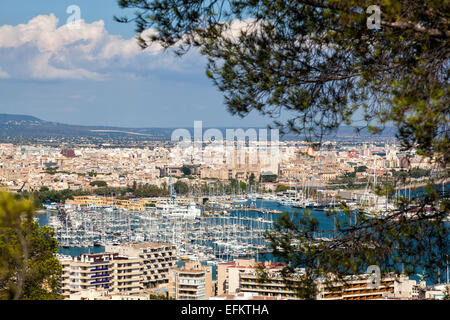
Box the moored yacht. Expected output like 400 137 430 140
156 202 201 218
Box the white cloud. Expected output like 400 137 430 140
0 14 201 80
29 51 103 80
223 18 260 40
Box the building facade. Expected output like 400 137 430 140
217 259 418 300
60 253 143 298
168 261 214 300
316 274 418 300
105 242 177 289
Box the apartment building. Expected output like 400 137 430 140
105 242 177 289
217 259 296 298
217 259 259 295
60 253 143 298
238 268 301 300
110 256 144 295
238 271 419 300
316 274 418 300
168 261 214 300
218 259 418 300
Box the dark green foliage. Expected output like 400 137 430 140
410 168 431 179
174 180 189 195
355 166 368 173
181 166 192 176
391 168 431 179
249 173 255 186
228 178 239 191
26 188 89 207
128 183 169 197
38 186 49 192
275 185 289 192
0 192 62 300
44 167 58 175
21 184 168 208
329 172 359 189
90 180 108 187
261 174 277 183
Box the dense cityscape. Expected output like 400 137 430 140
1 134 448 300
0 1 448 312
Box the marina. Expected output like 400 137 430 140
37 183 449 264
37 196 341 263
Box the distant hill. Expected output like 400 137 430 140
0 113 397 141
0 114 43 122
0 113 173 139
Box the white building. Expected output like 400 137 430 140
155 202 201 218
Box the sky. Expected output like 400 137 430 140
0 0 282 128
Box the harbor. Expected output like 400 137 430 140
37 195 341 264
36 182 449 265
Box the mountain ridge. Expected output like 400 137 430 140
0 113 396 140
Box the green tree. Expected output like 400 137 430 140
116 0 449 299
44 167 58 175
355 166 368 173
275 185 289 193
249 173 256 186
228 178 239 192
38 186 49 193
0 192 62 300
132 183 168 197
26 188 87 206
174 181 189 195
261 174 278 183
409 168 431 179
90 180 108 188
181 166 192 176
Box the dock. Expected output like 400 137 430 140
228 207 283 214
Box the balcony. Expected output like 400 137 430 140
90 267 109 272
90 261 112 265
91 273 110 278
90 280 110 285
178 273 205 278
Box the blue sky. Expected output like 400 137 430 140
0 0 280 128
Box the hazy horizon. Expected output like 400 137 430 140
0 1 292 128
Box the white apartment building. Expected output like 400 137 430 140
60 253 143 298
105 242 177 289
